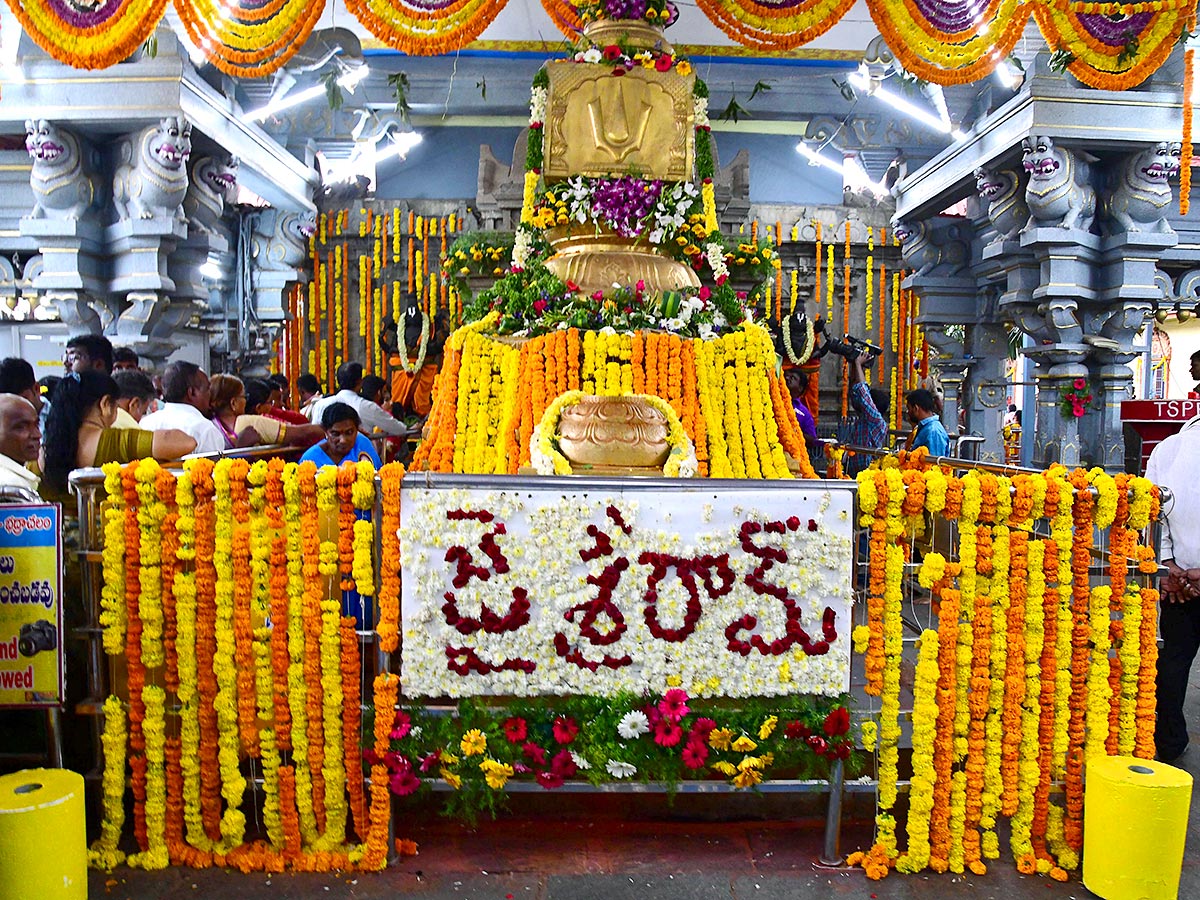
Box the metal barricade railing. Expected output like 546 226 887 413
67 450 1167 868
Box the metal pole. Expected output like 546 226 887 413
46 707 63 768
820 758 844 866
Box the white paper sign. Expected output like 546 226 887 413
400 477 854 699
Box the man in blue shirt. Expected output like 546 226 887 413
906 388 949 457
845 353 890 477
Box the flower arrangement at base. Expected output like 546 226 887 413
369 691 854 822
531 390 697 477
465 260 745 340
1059 378 1093 418
442 232 521 297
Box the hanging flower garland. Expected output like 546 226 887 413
694 0 856 51
173 0 326 78
343 0 509 57
89 695 128 871
868 0 1029 84
1034 0 1192 91
6 0 167 71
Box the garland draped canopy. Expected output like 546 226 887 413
4 0 1193 90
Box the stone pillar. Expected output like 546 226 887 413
106 216 191 362
937 368 965 440
967 320 1010 464
1030 353 1089 469
19 218 109 335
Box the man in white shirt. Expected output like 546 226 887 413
309 362 408 437
0 394 41 493
1146 414 1200 763
139 361 226 454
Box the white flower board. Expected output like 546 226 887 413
399 475 855 698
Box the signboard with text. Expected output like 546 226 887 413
400 477 854 699
0 503 63 708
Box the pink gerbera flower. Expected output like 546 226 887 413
389 710 412 741
681 739 709 769
654 719 684 748
658 689 690 722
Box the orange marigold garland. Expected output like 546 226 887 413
378 463 404 653
1062 470 1094 861
363 673 400 870
1184 30 1194 216
341 617 367 842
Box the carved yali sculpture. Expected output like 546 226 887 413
558 395 670 469
113 117 193 222
24 119 99 221
251 209 317 271
973 165 1029 241
1021 134 1096 232
893 219 968 278
1105 141 1181 235
183 155 238 236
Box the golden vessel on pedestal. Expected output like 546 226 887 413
557 395 670 469
542 225 701 297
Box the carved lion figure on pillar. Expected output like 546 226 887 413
24 119 99 221
251 209 317 272
1021 134 1096 232
112 117 193 222
1105 141 1181 235
183 155 239 236
973 166 1028 241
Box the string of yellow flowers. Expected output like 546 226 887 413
896 629 939 874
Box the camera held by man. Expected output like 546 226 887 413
811 316 884 366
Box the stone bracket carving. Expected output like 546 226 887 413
1021 135 1097 233
1103 142 1181 236
895 216 969 279
23 120 101 222
250 209 316 322
974 164 1029 245
112 117 192 223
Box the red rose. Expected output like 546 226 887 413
1073 377 1087 390
612 67 626 77
698 285 711 300
655 54 673 72
823 706 850 737
602 44 622 61
716 274 727 286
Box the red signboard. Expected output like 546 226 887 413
1121 400 1200 474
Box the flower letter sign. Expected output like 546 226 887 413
400 476 854 698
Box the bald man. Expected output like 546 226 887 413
0 395 41 492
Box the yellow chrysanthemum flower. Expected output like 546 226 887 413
460 729 486 757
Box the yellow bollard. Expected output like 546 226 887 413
1083 756 1192 900
0 768 87 900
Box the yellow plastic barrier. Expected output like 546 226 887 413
0 768 86 900
1083 756 1193 900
